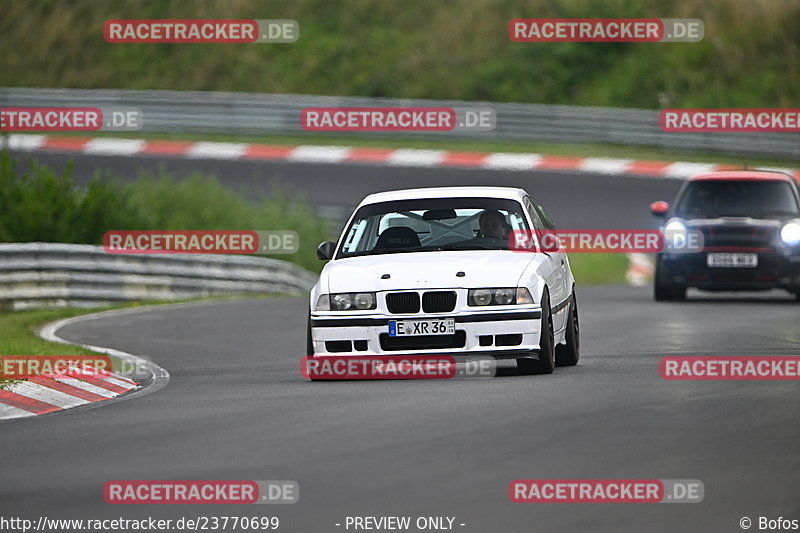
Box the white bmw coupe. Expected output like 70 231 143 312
308 186 579 375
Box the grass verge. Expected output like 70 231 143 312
569 253 630 286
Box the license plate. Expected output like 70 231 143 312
388 318 455 337
707 253 758 268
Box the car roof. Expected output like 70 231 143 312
359 186 528 205
690 170 794 182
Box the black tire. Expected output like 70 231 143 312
305 316 333 381
517 290 555 375
306 314 314 355
555 291 580 367
654 259 686 301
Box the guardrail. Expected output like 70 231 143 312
0 243 318 310
1 87 798 158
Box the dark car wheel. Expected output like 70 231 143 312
306 313 314 355
555 290 580 367
517 290 555 375
654 258 687 301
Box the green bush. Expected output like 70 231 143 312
0 0 797 108
0 150 332 272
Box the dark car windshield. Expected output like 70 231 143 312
336 197 530 258
674 180 800 218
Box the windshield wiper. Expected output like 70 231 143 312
434 244 502 251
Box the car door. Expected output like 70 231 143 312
523 196 568 331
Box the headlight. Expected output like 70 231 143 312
494 288 515 305
332 294 353 310
468 288 530 306
353 293 375 309
664 219 687 248
327 292 377 311
664 219 687 234
469 289 493 306
780 221 800 245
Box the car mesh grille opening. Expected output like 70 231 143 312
386 292 421 314
495 334 522 347
325 340 352 353
379 331 466 351
422 291 457 313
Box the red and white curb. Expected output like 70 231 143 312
0 369 138 419
3 134 798 181
0 308 170 420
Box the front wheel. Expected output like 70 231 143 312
654 259 686 301
306 314 314 355
517 290 555 375
555 291 579 367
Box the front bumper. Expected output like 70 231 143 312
310 309 542 357
658 251 800 291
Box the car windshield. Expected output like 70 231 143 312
674 180 800 218
336 197 530 258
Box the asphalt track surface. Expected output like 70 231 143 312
2 151 799 532
10 151 684 230
1 286 799 533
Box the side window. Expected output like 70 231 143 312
523 197 545 230
531 198 557 230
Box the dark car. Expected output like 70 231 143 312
650 170 800 301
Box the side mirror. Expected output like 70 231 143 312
649 201 670 217
316 241 336 260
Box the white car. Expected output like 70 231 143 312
307 186 579 375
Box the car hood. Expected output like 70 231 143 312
322 251 535 293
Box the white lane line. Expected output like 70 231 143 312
83 138 146 156
579 158 633 175
387 149 446 167
287 145 352 163
186 142 248 159
482 153 542 171
0 134 47 151
8 382 89 409
664 162 717 179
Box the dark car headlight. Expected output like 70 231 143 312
317 292 377 311
468 288 533 306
